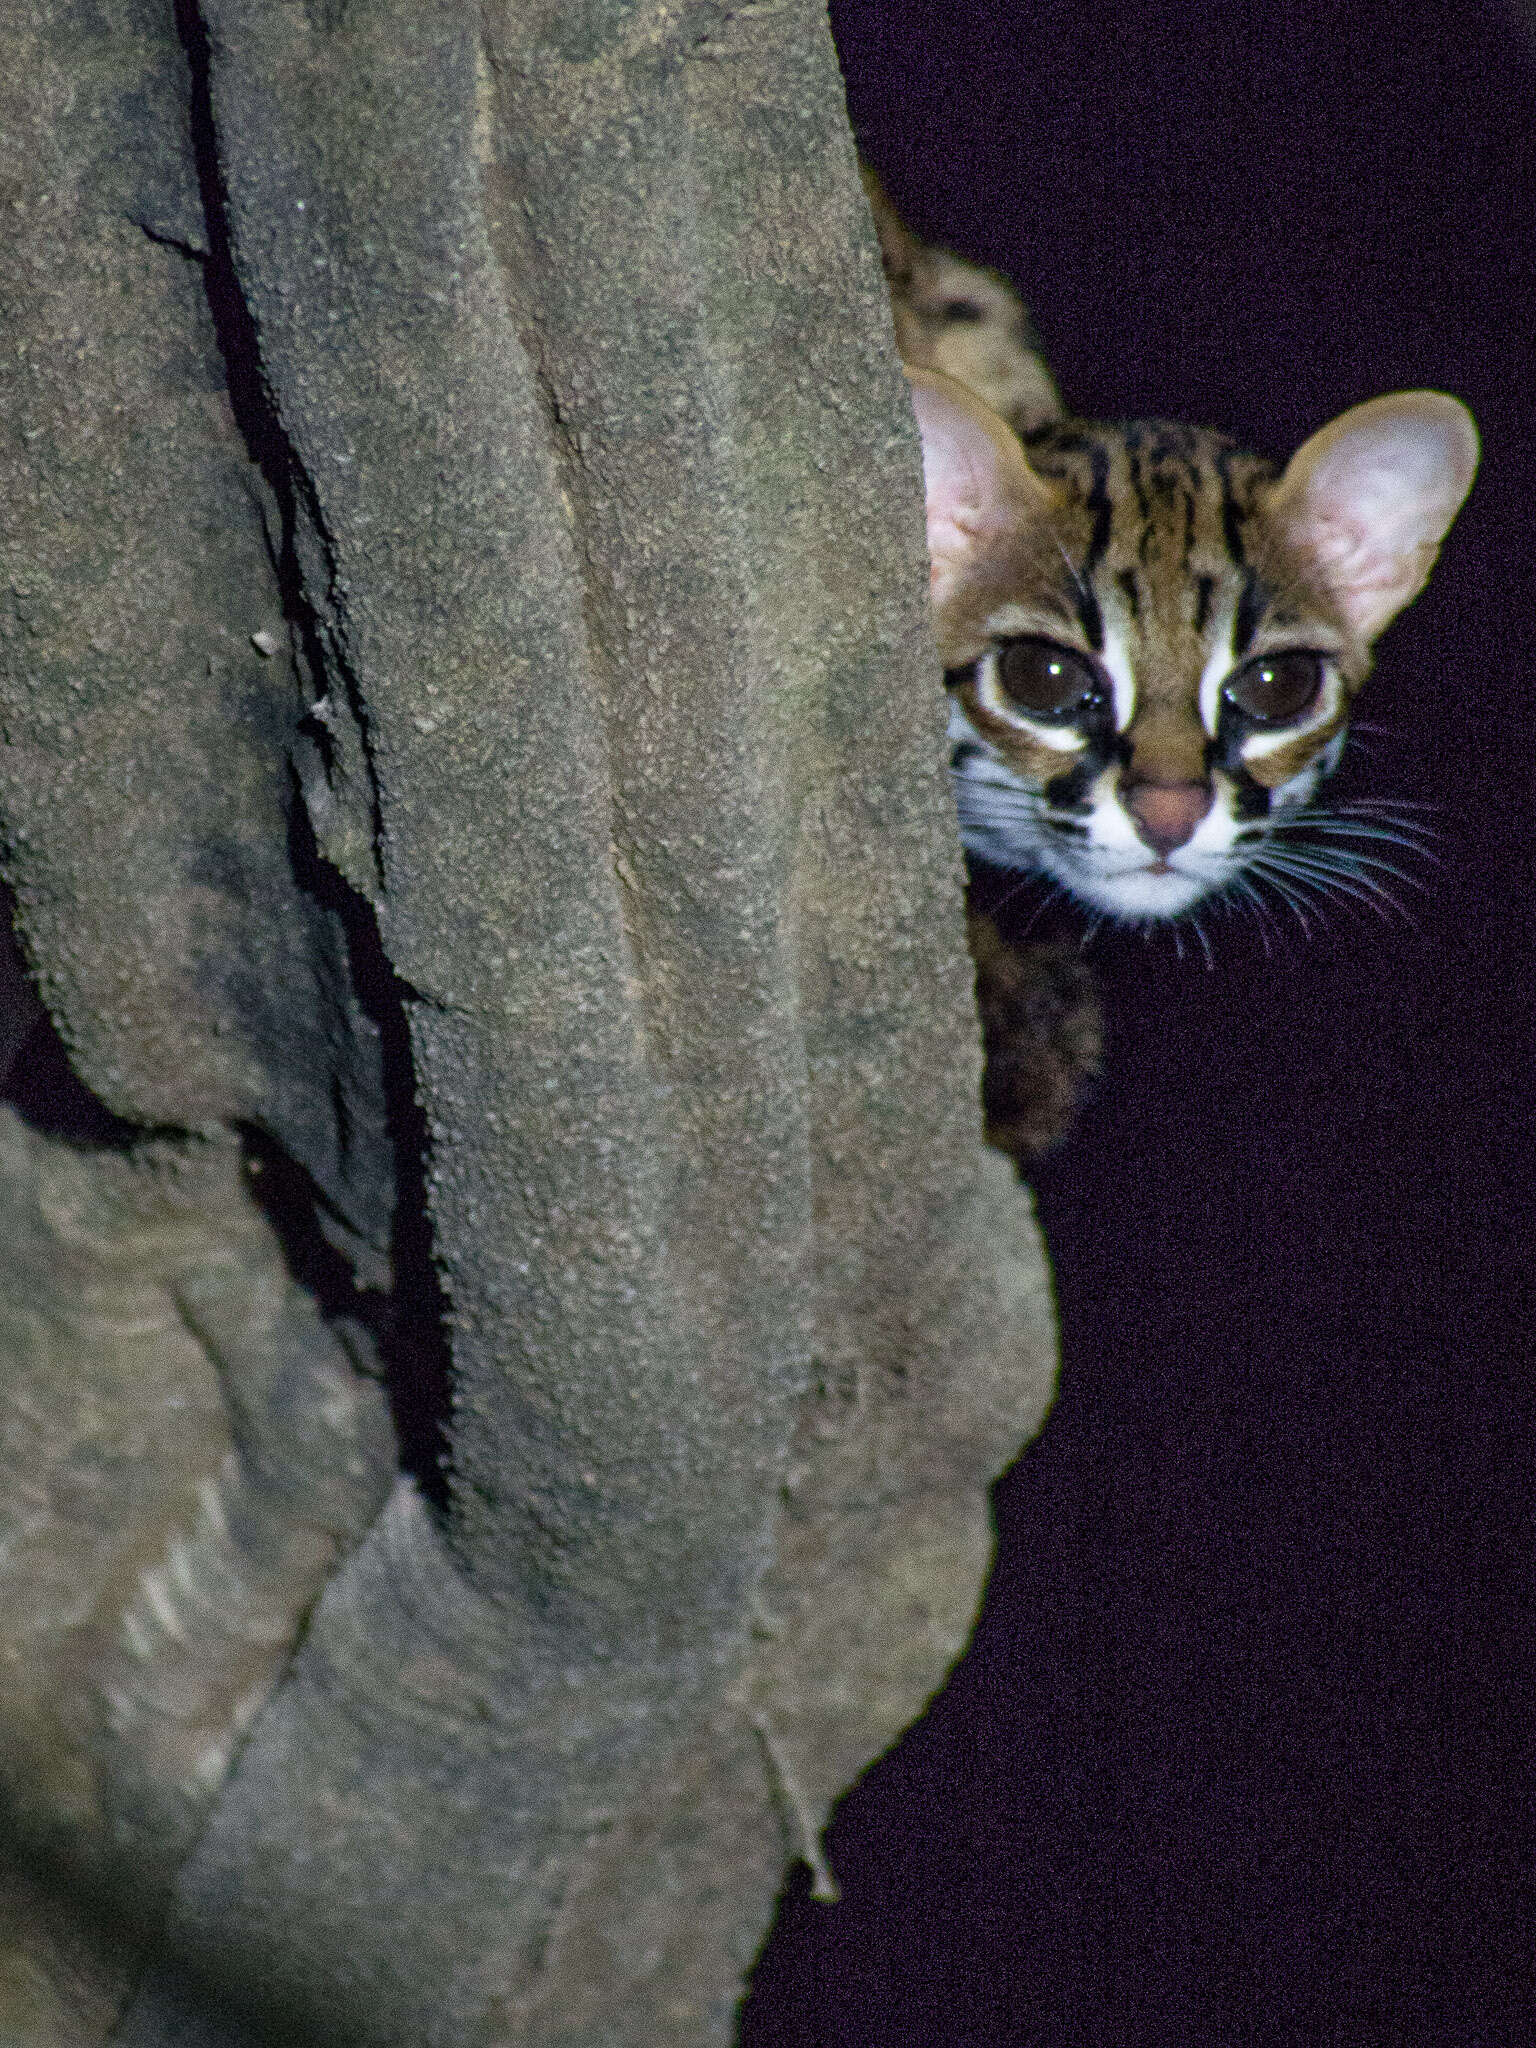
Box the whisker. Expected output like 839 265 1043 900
951 790 1043 817
1282 801 1441 827
1010 877 1071 937
1247 851 1410 925
1274 809 1440 849
1052 534 1096 621
952 791 1085 836
1223 873 1282 958
1243 862 1319 937
1257 841 1427 890
1331 796 1441 812
1251 845 1396 890
1285 820 1439 851
1280 802 1442 831
981 868 1060 925
1277 806 1439 833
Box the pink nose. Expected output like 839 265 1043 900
1124 780 1213 856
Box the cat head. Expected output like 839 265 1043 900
910 368 1479 921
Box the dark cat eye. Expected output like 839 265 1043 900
941 298 984 323
1224 652 1324 724
994 637 1103 719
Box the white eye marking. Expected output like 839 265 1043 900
982 604 1053 638
1098 617 1136 733
1198 594 1238 736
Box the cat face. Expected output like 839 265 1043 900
911 371 1478 922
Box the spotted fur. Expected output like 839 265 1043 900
863 166 1061 437
908 360 1477 926
869 177 1478 1152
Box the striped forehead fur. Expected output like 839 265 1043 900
1020 418 1364 671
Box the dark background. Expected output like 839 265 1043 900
744 2 1534 2043
1 4 1529 2041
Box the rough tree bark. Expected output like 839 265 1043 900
0 2 1057 2041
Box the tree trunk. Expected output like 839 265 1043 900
0 3 1056 2041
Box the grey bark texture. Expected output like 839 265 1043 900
0 2 1058 2041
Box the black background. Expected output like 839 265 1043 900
743 2 1534 2043
1 5 1530 2042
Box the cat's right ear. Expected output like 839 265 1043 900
906 368 1058 609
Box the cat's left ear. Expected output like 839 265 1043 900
905 366 1059 611
1267 392 1479 643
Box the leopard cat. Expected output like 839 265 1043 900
866 172 1479 1158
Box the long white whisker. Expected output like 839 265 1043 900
1281 807 1440 836
1244 863 1320 936
1224 872 1281 957
1247 852 1408 924
1277 808 1438 835
1272 813 1440 855
1258 843 1427 891
1285 825 1441 859
981 868 1064 927
1329 796 1441 812
1010 877 1071 936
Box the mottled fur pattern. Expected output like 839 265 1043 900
863 168 1060 438
865 172 1097 1158
870 172 1477 1158
966 915 1103 1160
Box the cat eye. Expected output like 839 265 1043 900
994 637 1104 719
1224 652 1324 724
941 298 985 323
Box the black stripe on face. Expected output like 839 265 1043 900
1226 762 1273 824
1214 445 1248 567
1043 759 1098 813
1066 441 1113 653
1117 568 1140 621
1122 426 1152 526
944 663 979 691
1072 575 1105 654
1194 574 1214 636
1019 428 1109 652
1232 567 1268 658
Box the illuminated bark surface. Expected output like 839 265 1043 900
0 3 1056 2039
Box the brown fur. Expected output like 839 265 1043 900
863 167 1061 438
867 175 1098 1158
967 916 1103 1160
869 176 1475 1161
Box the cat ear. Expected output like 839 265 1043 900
1268 392 1479 643
906 367 1058 609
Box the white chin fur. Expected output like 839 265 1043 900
1032 846 1217 920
